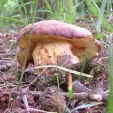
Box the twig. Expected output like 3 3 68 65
10 90 108 101
20 88 30 113
71 102 103 112
31 65 93 78
22 95 30 113
28 108 57 113
29 67 48 86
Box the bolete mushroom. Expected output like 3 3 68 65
17 20 101 94
17 20 100 67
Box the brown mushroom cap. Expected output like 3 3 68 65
19 20 92 38
17 20 101 66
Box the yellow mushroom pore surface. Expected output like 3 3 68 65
32 40 79 66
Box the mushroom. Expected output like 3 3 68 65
17 20 101 94
17 20 100 67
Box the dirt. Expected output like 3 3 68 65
0 32 109 113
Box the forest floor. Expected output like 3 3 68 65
0 23 111 113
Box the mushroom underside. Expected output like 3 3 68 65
17 34 98 67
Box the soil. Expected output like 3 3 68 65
0 31 110 113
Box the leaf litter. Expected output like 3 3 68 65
0 30 110 113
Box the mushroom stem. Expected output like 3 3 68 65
67 72 73 98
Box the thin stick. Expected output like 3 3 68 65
31 65 93 78
28 108 57 113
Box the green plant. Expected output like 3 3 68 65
107 45 113 113
44 0 76 23
0 0 21 28
0 0 113 33
85 0 113 32
0 0 38 28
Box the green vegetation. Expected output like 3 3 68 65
107 46 113 113
0 0 113 112
0 0 113 33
